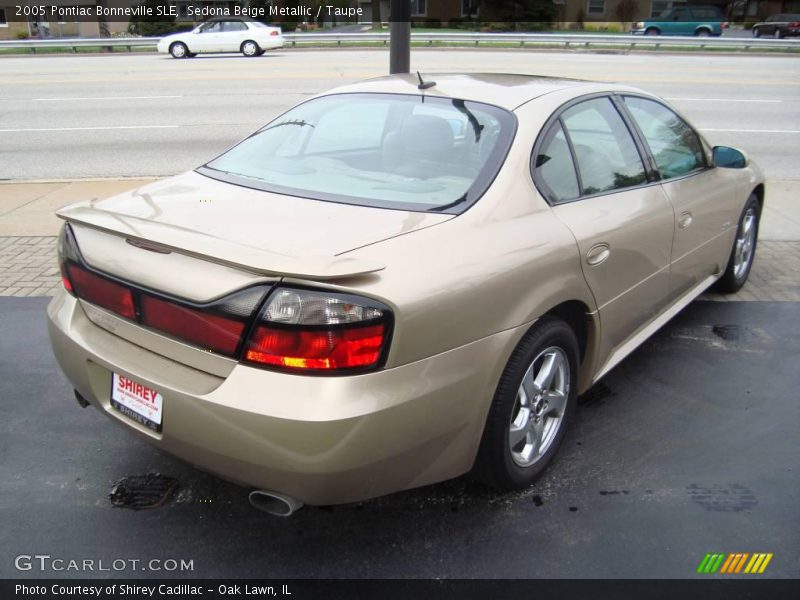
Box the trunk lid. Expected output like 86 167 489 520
58 171 452 281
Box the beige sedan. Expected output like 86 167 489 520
47 74 763 515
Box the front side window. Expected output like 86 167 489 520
651 1 670 19
200 22 222 34
533 123 580 204
560 98 647 196
623 96 706 180
202 93 515 213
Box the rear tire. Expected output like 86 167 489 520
169 42 189 59
473 317 579 490
241 40 261 57
696 28 711 37
716 194 760 294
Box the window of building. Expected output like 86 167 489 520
462 0 478 17
587 0 606 16
411 0 427 17
0 8 8 27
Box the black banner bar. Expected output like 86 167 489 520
0 1 718 26
2 579 800 600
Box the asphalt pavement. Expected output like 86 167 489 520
0 50 798 180
1 297 797 579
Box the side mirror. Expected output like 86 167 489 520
712 146 747 169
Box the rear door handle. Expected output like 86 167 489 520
586 243 610 266
678 211 693 229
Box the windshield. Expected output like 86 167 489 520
201 93 516 213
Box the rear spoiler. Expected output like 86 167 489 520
57 203 385 281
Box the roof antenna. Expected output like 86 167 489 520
417 71 436 90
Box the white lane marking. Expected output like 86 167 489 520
666 98 782 103
32 95 183 101
700 128 800 133
0 125 179 132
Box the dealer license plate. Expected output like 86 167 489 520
110 372 163 433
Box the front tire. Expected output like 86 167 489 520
169 42 189 59
752 27 761 38
473 317 579 490
241 40 261 57
716 194 759 293
774 29 784 39
645 27 660 36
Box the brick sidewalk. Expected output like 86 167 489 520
1 235 797 301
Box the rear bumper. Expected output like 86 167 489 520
47 290 521 505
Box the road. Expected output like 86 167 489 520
1 297 798 578
0 49 798 181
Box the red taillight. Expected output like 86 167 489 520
722 21 729 29
244 324 385 371
140 295 246 356
789 21 800 27
66 263 136 319
270 30 279 36
59 261 74 294
61 276 74 294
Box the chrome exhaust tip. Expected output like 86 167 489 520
248 490 304 517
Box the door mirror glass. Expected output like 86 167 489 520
712 146 747 169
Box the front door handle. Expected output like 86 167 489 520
586 243 611 266
678 211 693 229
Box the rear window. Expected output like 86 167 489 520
201 93 515 213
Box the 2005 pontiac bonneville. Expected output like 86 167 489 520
47 74 763 515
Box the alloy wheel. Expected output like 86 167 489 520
509 347 569 467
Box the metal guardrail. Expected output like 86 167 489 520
1 31 798 53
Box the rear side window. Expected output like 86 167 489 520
671 8 688 20
623 97 706 180
223 21 247 32
533 123 579 203
560 98 647 196
691 8 722 19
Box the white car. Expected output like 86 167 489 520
157 18 284 58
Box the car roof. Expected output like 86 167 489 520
324 73 636 111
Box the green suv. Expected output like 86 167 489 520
632 5 728 36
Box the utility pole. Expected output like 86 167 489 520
389 1 411 74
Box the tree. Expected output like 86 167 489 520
479 0 556 31
128 0 180 36
371 0 381 28
614 0 639 31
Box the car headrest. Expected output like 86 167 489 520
398 115 455 160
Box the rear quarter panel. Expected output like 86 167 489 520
285 88 603 373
